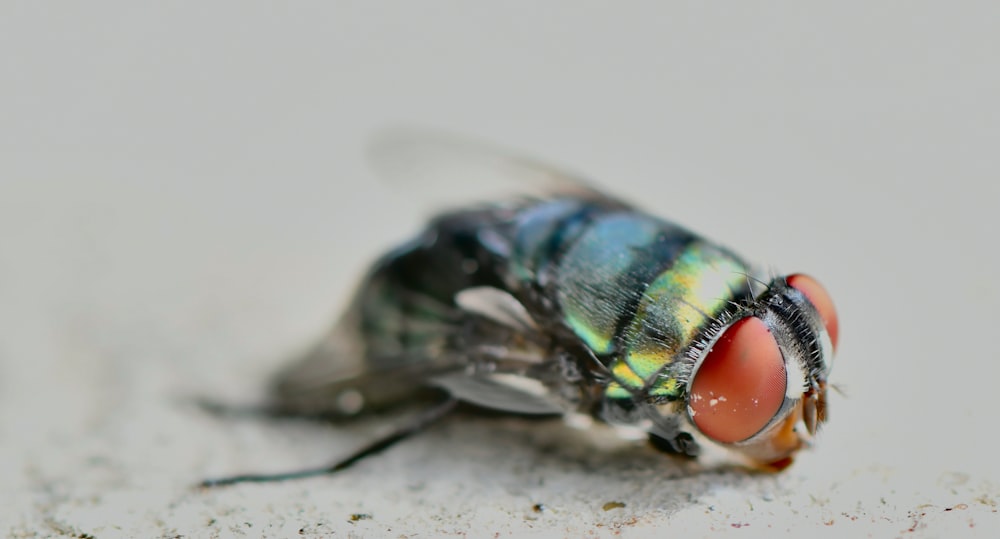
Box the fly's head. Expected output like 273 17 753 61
684 274 838 470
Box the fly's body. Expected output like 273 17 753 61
257 133 839 478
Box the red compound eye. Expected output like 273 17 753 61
787 274 838 350
689 317 787 444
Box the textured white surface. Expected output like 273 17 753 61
3 2 999 537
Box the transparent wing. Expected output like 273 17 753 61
269 307 458 418
272 130 618 418
367 127 621 210
270 283 581 418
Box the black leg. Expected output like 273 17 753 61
197 397 458 488
193 397 346 423
641 408 701 457
648 431 699 458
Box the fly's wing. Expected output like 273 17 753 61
367 127 628 211
272 130 618 419
270 253 585 418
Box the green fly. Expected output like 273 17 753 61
201 132 838 487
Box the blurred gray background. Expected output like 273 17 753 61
2 2 998 537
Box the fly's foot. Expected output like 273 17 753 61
648 432 700 457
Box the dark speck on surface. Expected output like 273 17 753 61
602 501 626 511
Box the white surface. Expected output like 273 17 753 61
2 2 999 537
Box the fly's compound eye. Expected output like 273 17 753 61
786 273 838 349
689 317 787 444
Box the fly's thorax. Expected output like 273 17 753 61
680 274 837 468
593 241 756 402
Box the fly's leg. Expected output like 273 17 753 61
193 397 346 423
602 399 701 458
197 397 458 488
644 409 701 457
648 431 699 458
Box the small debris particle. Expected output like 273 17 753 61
602 501 626 511
532 503 545 513
731 522 749 528
350 513 372 522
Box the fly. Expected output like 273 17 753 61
199 131 838 487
